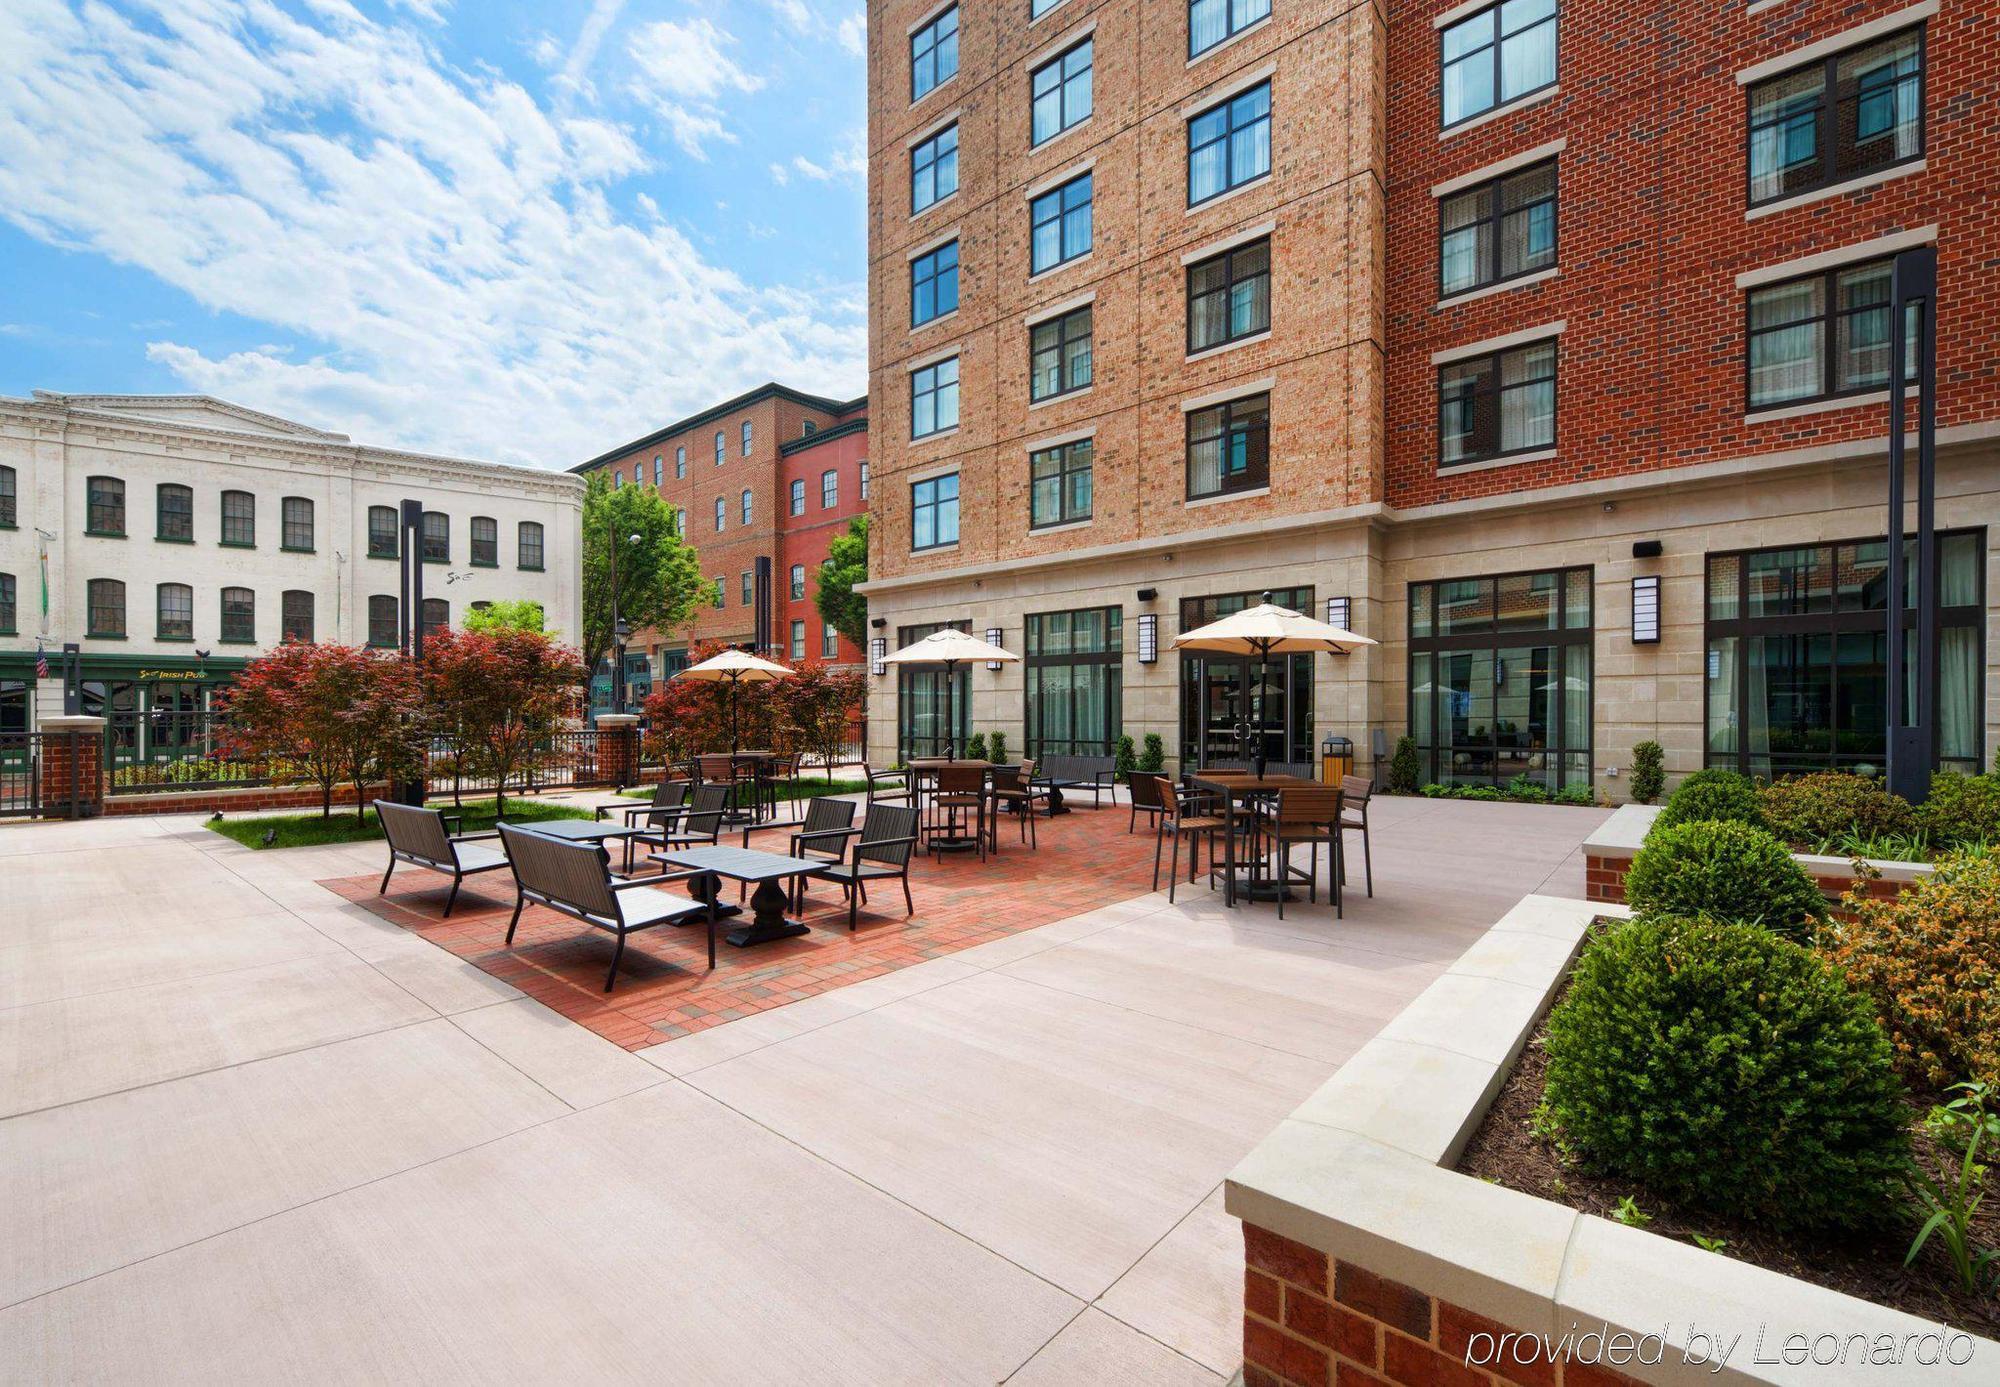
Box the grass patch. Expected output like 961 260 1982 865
206 796 593 850
620 775 887 804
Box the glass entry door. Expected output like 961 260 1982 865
1180 653 1314 768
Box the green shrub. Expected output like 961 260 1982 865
962 732 988 762
1555 785 1598 807
988 731 1008 765
1542 916 1908 1234
1824 851 2000 1090
1388 735 1421 793
1760 772 1917 849
1630 741 1665 805
1114 735 1137 778
1505 773 1551 804
1139 733 1167 774
1624 819 1828 939
1916 772 2000 849
1653 768 1766 834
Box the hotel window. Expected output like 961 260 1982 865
912 473 960 550
823 622 839 658
714 431 726 465
714 497 727 531
911 357 960 438
1026 607 1123 758
742 420 753 455
87 476 125 536
0 573 14 634
741 489 753 525
1440 0 1558 129
822 469 839 508
1439 161 1556 298
912 123 959 213
1748 28 1923 208
911 240 959 325
791 620 807 660
368 594 398 647
1408 568 1593 791
281 590 314 643
1030 439 1093 528
220 586 255 643
911 5 959 100
220 490 255 547
1188 83 1271 207
653 454 663 486
0 464 14 527
1031 173 1092 274
87 579 125 638
471 516 498 566
421 510 449 561
421 597 449 631
157 583 193 641
1185 392 1269 500
897 619 971 759
518 520 545 570
1030 305 1093 400
1439 339 1557 466
1189 0 1270 59
740 571 754 606
1187 239 1270 352
1031 40 1092 146
790 564 807 600
675 446 687 477
790 478 806 515
368 506 398 558
1746 258 1916 411
281 496 314 552
157 483 194 542
859 460 870 499
1704 532 1984 778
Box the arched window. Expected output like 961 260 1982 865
368 505 398 558
517 521 544 569
790 479 806 515
367 595 398 647
88 578 126 638
156 583 193 640
281 496 314 551
821 469 839 509
220 587 255 643
713 431 725 465
653 454 663 486
421 597 449 630
421 510 448 561
714 497 726 531
789 564 806 600
87 476 125 536
157 484 193 541
741 420 753 455
740 489 753 525
281 590 314 642
470 516 497 566
220 490 255 546
675 446 686 478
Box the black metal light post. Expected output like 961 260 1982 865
394 500 427 806
607 523 641 714
1885 246 1938 804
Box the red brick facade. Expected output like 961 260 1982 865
777 421 870 665
37 724 105 819
1384 0 2000 509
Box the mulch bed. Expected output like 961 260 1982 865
1460 982 2000 1339
321 802 1164 1051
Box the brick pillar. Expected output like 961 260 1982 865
595 714 640 790
38 714 107 820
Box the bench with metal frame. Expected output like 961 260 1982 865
1032 753 1118 811
373 798 510 917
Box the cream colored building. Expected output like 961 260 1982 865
0 392 582 745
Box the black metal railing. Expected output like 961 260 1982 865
0 733 42 817
425 729 616 799
104 710 276 795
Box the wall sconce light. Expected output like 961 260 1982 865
870 637 887 675
869 616 887 629
1137 613 1159 664
1325 596 1352 632
1135 587 1157 602
985 627 1004 671
1631 576 1661 644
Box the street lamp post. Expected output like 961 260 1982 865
607 523 641 714
1885 246 1939 804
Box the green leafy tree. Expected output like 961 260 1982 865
463 599 547 635
581 473 714 679
814 514 869 647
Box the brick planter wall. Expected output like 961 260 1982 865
102 781 392 818
1244 1224 1643 1387
1586 852 1921 912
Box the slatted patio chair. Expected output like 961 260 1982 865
1267 784 1347 919
1339 774 1375 898
787 796 860 912
496 823 712 990
629 782 729 871
816 804 920 931
985 763 1038 850
598 776 689 825
1126 768 1166 835
1150 776 1232 904
928 764 988 862
865 765 914 810
373 799 510 918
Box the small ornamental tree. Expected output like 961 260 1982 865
641 640 744 764
420 627 586 818
1139 733 1167 774
221 642 422 822
463 599 547 635
1629 740 1665 805
1388 735 1421 794
776 659 866 781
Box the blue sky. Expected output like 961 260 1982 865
0 0 868 469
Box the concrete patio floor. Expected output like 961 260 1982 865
0 793 1606 1384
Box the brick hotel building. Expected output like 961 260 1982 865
571 384 868 708
859 0 1997 795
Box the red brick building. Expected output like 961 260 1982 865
571 384 867 704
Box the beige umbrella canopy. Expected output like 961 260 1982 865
881 628 1020 759
674 647 794 752
1170 593 1376 776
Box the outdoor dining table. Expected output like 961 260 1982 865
1186 771 1330 908
654 843 828 948
906 759 994 854
506 816 654 873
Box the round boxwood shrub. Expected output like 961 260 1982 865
1760 771 1917 849
1915 771 2000 849
1652 767 1766 834
1624 819 1829 939
1542 915 1908 1234
1823 851 2000 1090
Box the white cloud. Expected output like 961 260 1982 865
623 19 763 158
552 0 628 106
836 12 866 58
777 129 865 185
0 0 861 468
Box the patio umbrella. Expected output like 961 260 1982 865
880 628 1019 760
674 647 794 753
1170 593 1377 779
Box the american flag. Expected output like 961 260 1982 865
35 641 48 680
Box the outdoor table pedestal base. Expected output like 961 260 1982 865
680 873 745 922
725 877 813 947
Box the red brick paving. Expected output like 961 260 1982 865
321 805 1167 1050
